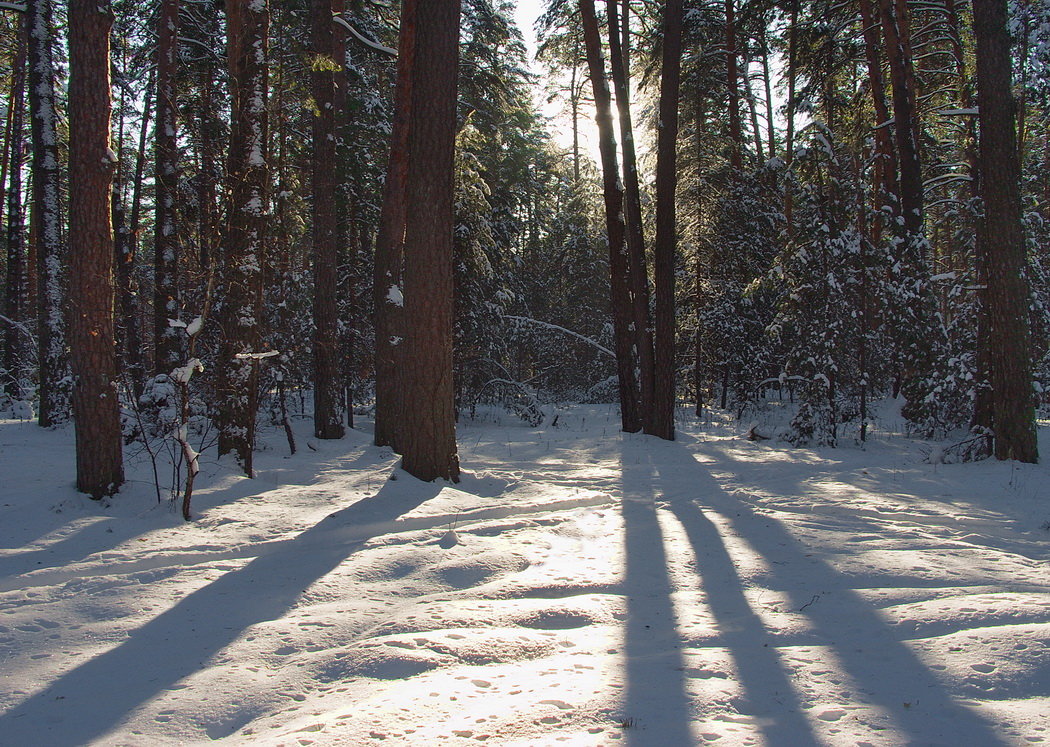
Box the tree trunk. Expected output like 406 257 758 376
154 0 182 375
725 0 743 170
652 0 683 441
27 0 69 427
4 21 26 400
606 0 655 431
972 0 1039 462
579 0 641 433
310 0 344 440
68 0 124 498
373 0 417 450
115 70 152 396
857 0 899 205
218 0 269 476
880 0 923 236
398 0 461 482
759 27 776 160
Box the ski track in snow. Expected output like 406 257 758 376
0 405 1047 745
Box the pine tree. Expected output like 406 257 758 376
67 0 124 497
398 0 461 482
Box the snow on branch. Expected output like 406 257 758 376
504 315 615 358
0 313 35 342
0 2 26 12
333 14 396 58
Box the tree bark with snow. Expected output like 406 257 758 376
972 0 1039 463
217 0 269 476
153 0 182 374
373 0 417 451
310 0 344 440
27 0 69 427
67 0 124 498
397 0 461 482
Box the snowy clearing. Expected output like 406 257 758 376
0 406 1048 745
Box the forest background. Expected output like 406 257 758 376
0 0 1048 503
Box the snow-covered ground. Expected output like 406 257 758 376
0 405 1047 745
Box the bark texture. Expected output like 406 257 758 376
972 0 1039 462
68 0 124 497
154 0 182 374
373 0 417 450
218 0 269 476
27 0 69 427
310 0 344 440
398 0 461 482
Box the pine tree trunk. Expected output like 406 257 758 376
972 0 1039 463
373 0 417 450
68 0 124 498
579 0 641 433
857 0 899 206
398 0 461 482
652 0 683 441
725 0 743 170
783 0 798 234
27 0 69 427
759 28 776 160
880 0 923 236
218 0 269 476
154 0 182 374
4 21 26 400
311 0 344 439
115 70 152 396
606 0 655 432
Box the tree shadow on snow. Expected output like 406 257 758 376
0 475 445 745
639 436 1005 745
618 440 817 745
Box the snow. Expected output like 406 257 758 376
0 407 1048 745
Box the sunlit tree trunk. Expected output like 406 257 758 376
68 0 124 497
398 0 461 482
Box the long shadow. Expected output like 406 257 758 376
0 477 443 746
617 443 693 744
651 439 1006 745
667 500 820 743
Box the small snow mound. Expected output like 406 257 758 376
438 529 460 548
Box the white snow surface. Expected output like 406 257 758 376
0 406 1048 745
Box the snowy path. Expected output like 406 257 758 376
0 407 1047 745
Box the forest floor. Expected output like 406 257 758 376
0 403 1048 746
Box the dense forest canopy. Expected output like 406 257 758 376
0 0 1046 507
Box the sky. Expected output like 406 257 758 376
513 0 544 63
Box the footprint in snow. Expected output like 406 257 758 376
816 708 846 722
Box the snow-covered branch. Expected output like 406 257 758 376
0 3 26 13
0 314 35 342
504 316 615 358
333 15 396 57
